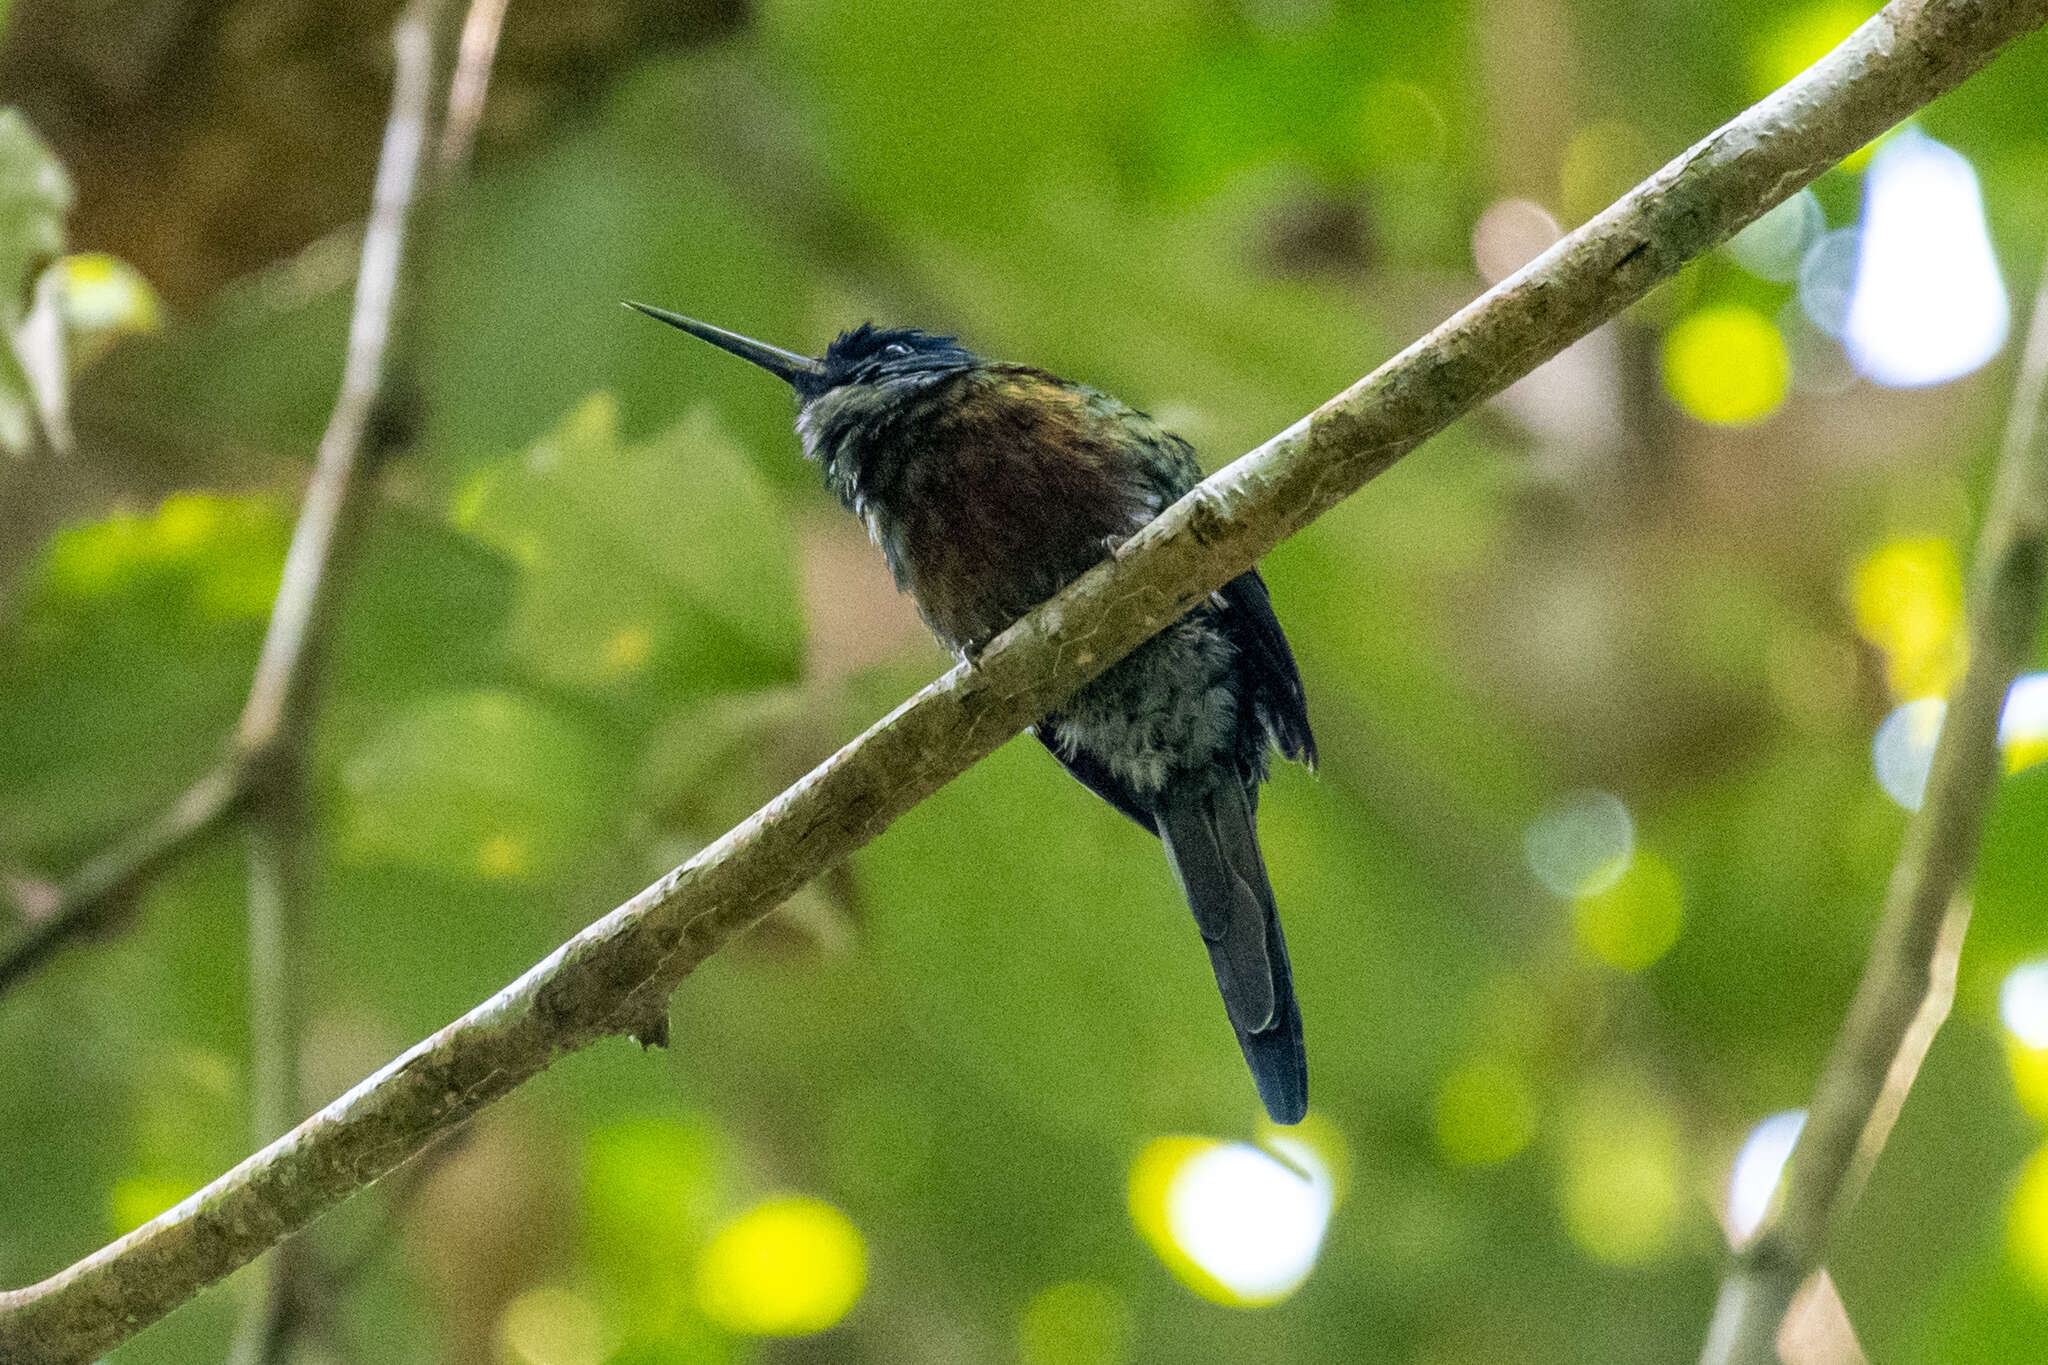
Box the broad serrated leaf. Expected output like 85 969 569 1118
455 393 802 704
337 688 612 883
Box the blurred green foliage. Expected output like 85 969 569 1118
2 2 2048 1363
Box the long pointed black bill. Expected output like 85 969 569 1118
624 302 824 388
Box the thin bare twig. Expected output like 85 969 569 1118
438 0 509 176
0 1 2043 1361
1699 223 2048 1365
0 765 247 993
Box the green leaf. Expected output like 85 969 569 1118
455 393 803 705
0 493 285 859
337 688 614 883
0 108 72 455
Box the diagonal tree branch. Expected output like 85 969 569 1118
1 1 2043 1360
1699 218 2048 1365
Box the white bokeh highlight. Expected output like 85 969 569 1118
1729 189 1825 283
1844 130 2009 388
1873 697 1947 811
1728 1110 1807 1244
2001 962 2048 1051
1524 790 1635 898
1999 673 2048 753
1164 1139 1333 1301
1797 227 1862 339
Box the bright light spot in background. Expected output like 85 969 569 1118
1662 305 1790 426
1129 1134 1334 1306
1168 1143 1331 1303
2000 674 2048 773
2004 962 2048 1121
474 832 531 881
55 252 161 350
1851 538 1964 700
1019 1281 1132 1365
1575 850 1684 971
1559 1075 1684 1266
2001 963 2048 1050
1524 790 1633 898
1472 198 1562 287
107 1176 195 1236
1844 130 2009 388
1869 677 2048 810
1872 697 1946 811
695 1196 866 1336
2007 1146 2048 1295
2005 963 2048 1124
500 1285 609 1365
1752 1 1873 96
1435 1056 1537 1166
1726 1110 1807 1245
1798 227 1863 338
41 493 284 618
1728 190 1826 283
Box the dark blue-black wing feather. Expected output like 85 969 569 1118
1034 725 1158 833
1217 571 1316 768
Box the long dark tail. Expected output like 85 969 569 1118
1156 779 1307 1124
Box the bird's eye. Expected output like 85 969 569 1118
882 342 912 358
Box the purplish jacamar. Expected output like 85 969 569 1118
629 304 1318 1124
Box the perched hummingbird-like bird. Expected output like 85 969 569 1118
629 303 1318 1123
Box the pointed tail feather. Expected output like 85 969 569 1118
1158 782 1308 1124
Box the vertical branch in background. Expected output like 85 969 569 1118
0 0 501 1002
1700 232 2048 1365
439 0 509 178
223 3 454 1362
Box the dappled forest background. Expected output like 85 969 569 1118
4 0 2048 1362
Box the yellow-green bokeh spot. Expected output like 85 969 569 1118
499 1284 610 1365
1574 850 1683 972
2009 1145 2048 1296
108 1176 195 1236
695 1196 866 1336
1662 305 1790 427
1752 1 1872 95
1851 538 1965 700
1019 1281 1132 1365
1558 1075 1684 1266
1126 1134 1333 1308
55 251 161 366
2009 1039 2048 1124
41 492 286 618
1128 1137 1245 1306
1434 1056 1537 1166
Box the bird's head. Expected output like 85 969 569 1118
628 302 983 524
625 303 973 407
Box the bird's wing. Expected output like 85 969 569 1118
1217 570 1317 768
1033 724 1158 833
1157 778 1308 1124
